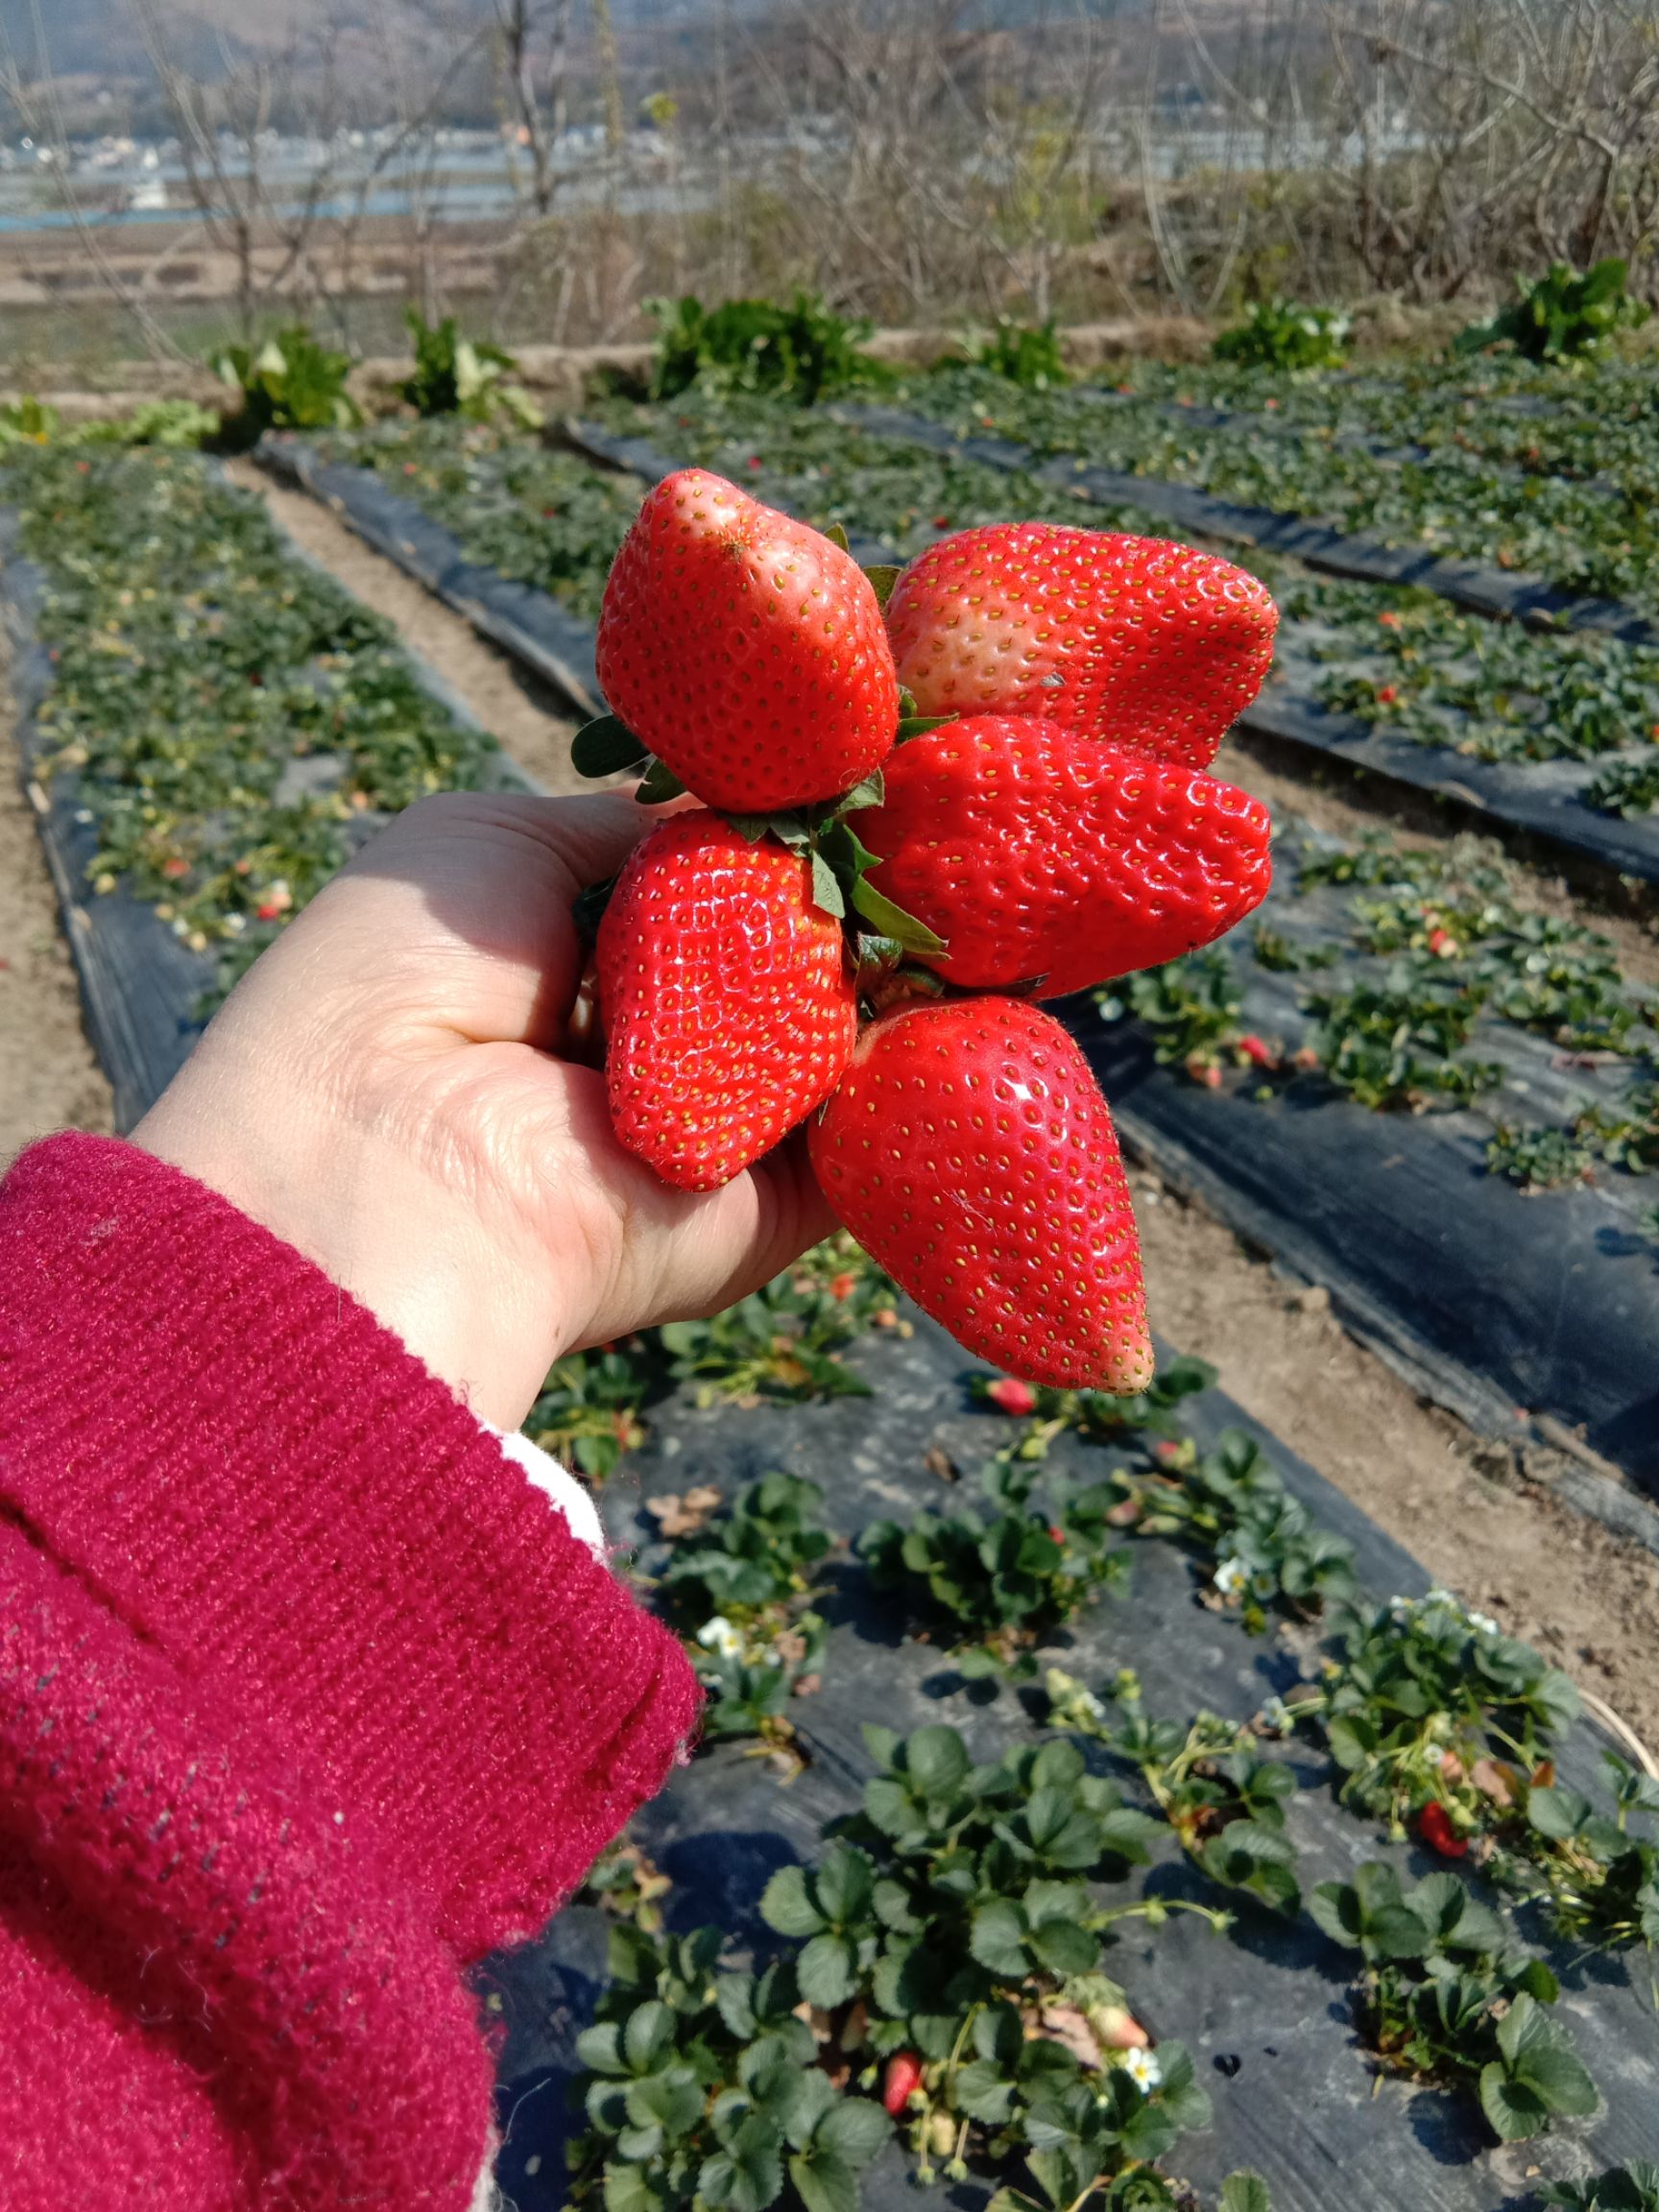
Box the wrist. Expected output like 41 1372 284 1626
132 1056 567 1431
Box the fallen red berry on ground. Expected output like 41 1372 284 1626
884 522 1277 770
809 997 1152 1392
858 714 1272 998
597 811 857 1190
595 467 899 811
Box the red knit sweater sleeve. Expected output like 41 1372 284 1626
0 1131 701 2212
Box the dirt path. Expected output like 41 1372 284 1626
0 661 112 1166
225 458 585 796
1132 1158 1659 1742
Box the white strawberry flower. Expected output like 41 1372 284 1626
1214 1555 1249 1598
696 1616 743 1660
1121 2046 1161 2092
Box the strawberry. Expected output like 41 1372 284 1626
884 523 1276 770
808 998 1151 1391
595 468 900 811
882 2053 924 2115
1417 1801 1468 1860
597 811 856 1190
856 714 1271 998
987 1377 1038 1416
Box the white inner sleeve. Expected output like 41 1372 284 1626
474 1417 607 1560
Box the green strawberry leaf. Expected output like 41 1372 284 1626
837 770 886 813
573 712 652 779
851 875 947 957
810 850 847 921
636 757 688 806
823 521 852 554
726 814 774 844
862 564 901 608
895 715 954 745
897 685 919 717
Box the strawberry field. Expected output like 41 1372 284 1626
10 315 1659 2212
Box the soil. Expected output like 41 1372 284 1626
224 459 585 795
0 666 112 1167
5 489 1654 1746
1131 1155 1659 1744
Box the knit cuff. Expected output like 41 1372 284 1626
0 1132 700 1960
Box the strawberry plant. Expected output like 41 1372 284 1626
1485 1123 1599 1191
581 1837 674 1934
1046 1670 1300 1915
970 1353 1215 1444
1284 1590 1579 1839
856 1442 1130 1673
653 1472 833 1759
1106 1430 1358 1629
528 1346 651 1477
974 318 1069 391
399 307 541 426
1310 1863 1597 2141
1542 2164 1659 2209
567 1922 894 2212
1100 952 1245 1081
1213 299 1351 373
1455 259 1649 364
1588 755 1659 818
1497 1752 1659 1957
760 1724 1230 2206
650 291 880 405
215 324 361 444
655 1241 904 1407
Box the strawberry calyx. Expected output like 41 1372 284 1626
570 691 954 981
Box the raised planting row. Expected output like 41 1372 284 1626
478 1308 1659 2212
892 368 1659 630
265 413 1659 1488
1099 356 1659 494
0 440 516 1123
297 401 1659 880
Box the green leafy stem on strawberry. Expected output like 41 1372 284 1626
571 684 957 983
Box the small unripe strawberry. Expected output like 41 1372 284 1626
987 1377 1038 1416
1092 2004 1150 2052
883 2053 924 2115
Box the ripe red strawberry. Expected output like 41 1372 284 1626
808 998 1151 1391
884 523 1276 770
597 811 856 1190
596 468 900 811
1417 1801 1468 1860
857 714 1272 998
883 2053 924 2116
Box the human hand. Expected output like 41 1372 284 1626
132 791 835 1430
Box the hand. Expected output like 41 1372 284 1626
133 792 835 1430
